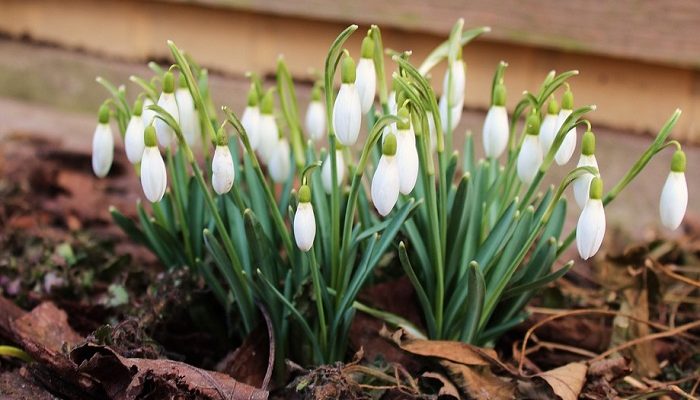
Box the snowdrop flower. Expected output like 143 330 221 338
91 104 114 178
241 84 261 150
124 99 145 164
577 177 606 260
154 71 180 148
294 185 316 252
305 85 326 141
572 130 599 209
517 112 543 184
482 81 509 158
140 125 167 203
142 97 156 127
554 86 577 165
539 97 559 155
175 75 198 147
395 107 419 195
442 47 465 107
439 93 462 133
382 89 402 141
332 55 362 146
356 35 376 114
659 149 688 230
269 138 291 183
212 131 235 195
371 133 400 216
321 149 345 194
257 90 279 164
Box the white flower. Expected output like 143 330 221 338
91 110 114 178
142 98 156 126
442 59 465 107
321 150 345 194
439 94 462 133
269 138 291 183
241 105 261 150
388 90 398 115
659 150 688 230
576 178 606 260
517 134 542 184
141 144 167 203
573 154 599 209
396 125 418 195
175 86 198 147
155 92 180 147
257 114 278 164
124 114 145 164
333 83 362 146
305 100 326 141
538 112 558 155
482 105 509 158
212 145 235 195
371 134 400 216
294 186 316 252
356 57 376 114
554 108 577 165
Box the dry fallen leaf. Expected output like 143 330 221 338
443 360 515 400
538 362 587 400
421 371 460 399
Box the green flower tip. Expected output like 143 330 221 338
397 106 411 130
671 149 686 172
178 73 188 89
98 104 110 124
298 184 311 203
456 45 463 60
493 82 506 106
133 98 143 117
581 130 595 156
382 133 397 156
361 35 374 59
547 96 560 115
525 112 540 135
561 86 574 110
247 84 259 107
341 55 356 84
144 125 158 147
217 128 228 146
261 90 274 114
311 85 322 102
589 177 603 200
163 71 175 93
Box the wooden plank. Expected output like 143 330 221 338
164 0 700 68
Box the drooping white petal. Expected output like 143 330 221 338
154 92 180 147
321 150 345 194
482 105 509 158
241 106 261 150
439 94 462 133
573 154 599 209
140 146 167 203
332 83 362 146
442 59 465 107
268 139 291 183
538 113 558 155
175 87 198 147
305 101 326 141
554 109 577 165
517 135 543 184
294 202 316 252
124 115 145 164
257 114 279 164
91 123 114 178
659 171 688 230
142 98 156 126
212 145 235 195
576 199 606 260
388 91 398 115
396 128 419 195
356 58 376 113
371 155 400 216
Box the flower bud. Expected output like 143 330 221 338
124 100 145 164
140 126 167 203
516 112 542 184
91 104 114 178
321 149 345 194
212 134 235 195
576 177 606 260
396 107 419 195
333 56 362 146
155 72 180 147
572 130 599 209
142 97 156 126
371 133 400 216
175 74 199 147
294 185 316 252
356 35 377 114
439 93 462 132
442 55 465 107
257 90 279 164
305 86 326 141
539 97 559 154
659 150 688 230
482 103 509 158
242 84 261 150
269 138 291 183
554 87 576 165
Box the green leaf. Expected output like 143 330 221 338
398 242 437 338
110 207 149 247
418 26 490 75
460 262 485 343
504 261 573 300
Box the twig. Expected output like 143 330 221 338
647 259 700 289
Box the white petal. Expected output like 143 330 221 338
140 146 167 202
91 123 114 178
212 145 235 195
305 101 326 141
155 92 180 147
294 202 316 252
142 98 156 126
175 88 198 147
554 109 577 165
482 105 509 158
387 91 397 115
572 155 599 209
124 116 145 164
269 139 291 183
439 94 462 132
660 172 688 230
442 59 465 107
356 58 376 113
397 128 419 195
538 114 558 155
257 114 279 164
242 106 260 151
576 199 606 259
371 155 400 216
332 83 362 146
517 135 543 184
321 150 345 194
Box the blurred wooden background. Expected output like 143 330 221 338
1 0 699 142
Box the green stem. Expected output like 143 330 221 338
308 250 328 355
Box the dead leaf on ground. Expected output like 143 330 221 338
443 360 515 400
534 362 587 400
420 372 459 398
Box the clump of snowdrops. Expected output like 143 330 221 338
91 20 688 367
